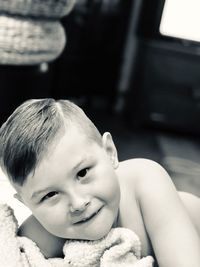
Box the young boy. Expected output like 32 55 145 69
0 98 199 267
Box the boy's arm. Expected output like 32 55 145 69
18 215 66 258
135 159 200 267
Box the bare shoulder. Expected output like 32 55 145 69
118 158 200 207
117 158 173 203
118 158 165 172
117 158 167 184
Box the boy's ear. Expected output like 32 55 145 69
102 132 119 169
14 193 24 204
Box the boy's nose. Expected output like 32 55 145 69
69 195 90 214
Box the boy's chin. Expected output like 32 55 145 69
83 224 113 241
86 214 119 241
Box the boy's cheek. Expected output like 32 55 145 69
35 204 69 224
35 213 64 232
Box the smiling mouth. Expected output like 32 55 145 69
74 207 102 225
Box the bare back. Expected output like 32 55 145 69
116 158 200 259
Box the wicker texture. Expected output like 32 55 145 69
0 0 75 18
0 0 76 65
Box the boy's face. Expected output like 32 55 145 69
15 126 120 241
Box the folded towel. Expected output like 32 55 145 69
0 203 154 267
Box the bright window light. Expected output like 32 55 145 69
160 0 200 43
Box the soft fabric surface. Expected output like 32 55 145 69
0 171 31 225
0 203 154 267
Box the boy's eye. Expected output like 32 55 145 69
77 168 89 179
41 191 58 202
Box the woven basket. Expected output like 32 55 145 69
0 15 66 65
0 0 75 18
0 0 76 65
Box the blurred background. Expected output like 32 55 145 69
0 0 200 222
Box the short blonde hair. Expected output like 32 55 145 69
0 98 102 185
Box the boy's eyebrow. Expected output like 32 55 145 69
72 158 88 171
31 187 54 200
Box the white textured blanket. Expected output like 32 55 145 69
0 203 154 267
